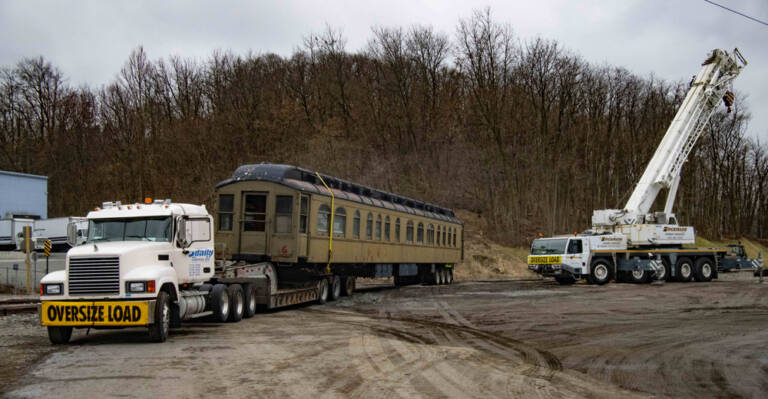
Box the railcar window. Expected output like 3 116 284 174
334 207 346 237
395 218 401 242
385 216 391 241
417 222 424 244
453 228 457 247
406 220 413 243
299 196 308 233
375 215 382 240
436 226 441 246
275 196 293 233
218 194 234 231
243 194 267 231
353 211 360 239
442 226 446 246
317 204 331 235
366 213 373 240
427 224 434 245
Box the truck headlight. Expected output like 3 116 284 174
42 283 63 295
127 281 155 293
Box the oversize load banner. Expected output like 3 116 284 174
41 301 149 326
528 255 563 265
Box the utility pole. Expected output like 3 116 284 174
24 226 31 295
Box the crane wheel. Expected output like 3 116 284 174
694 257 714 282
675 258 694 282
629 268 650 284
317 279 329 304
589 259 612 285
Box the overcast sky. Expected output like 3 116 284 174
1 0 766 139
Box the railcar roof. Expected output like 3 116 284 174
216 163 462 224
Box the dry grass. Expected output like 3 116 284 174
454 210 539 281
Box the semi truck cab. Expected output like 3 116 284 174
39 199 215 343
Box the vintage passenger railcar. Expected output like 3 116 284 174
214 163 463 290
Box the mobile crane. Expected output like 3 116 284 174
528 48 754 285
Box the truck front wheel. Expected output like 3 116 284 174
588 259 611 285
47 326 73 344
148 291 170 342
210 284 230 322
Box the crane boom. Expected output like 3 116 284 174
591 48 747 245
623 48 746 219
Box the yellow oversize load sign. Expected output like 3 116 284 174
41 301 149 327
528 255 562 265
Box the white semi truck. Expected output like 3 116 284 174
528 48 754 284
39 199 319 344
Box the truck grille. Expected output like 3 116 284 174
68 256 120 295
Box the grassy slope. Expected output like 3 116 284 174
456 209 768 280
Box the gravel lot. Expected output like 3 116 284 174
1 274 767 398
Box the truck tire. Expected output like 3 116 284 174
210 284 230 322
227 284 244 322
629 268 649 284
342 277 355 296
242 284 257 318
655 259 670 281
588 259 611 285
433 268 441 285
694 257 714 282
317 279 329 304
329 276 342 301
555 276 575 285
148 291 170 342
675 257 694 282
446 269 454 284
47 326 73 345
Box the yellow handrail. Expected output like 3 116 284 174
315 172 334 274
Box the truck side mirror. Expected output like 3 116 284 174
176 217 189 249
66 222 79 247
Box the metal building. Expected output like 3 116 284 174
0 170 47 219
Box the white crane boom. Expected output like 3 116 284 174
592 48 747 245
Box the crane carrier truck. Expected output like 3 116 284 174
528 48 759 285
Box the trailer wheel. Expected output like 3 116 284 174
227 284 244 322
675 257 694 282
210 284 230 322
694 257 714 282
47 326 73 345
589 259 611 285
317 279 329 304
342 277 355 296
329 276 342 301
555 276 575 285
148 291 170 342
242 284 257 318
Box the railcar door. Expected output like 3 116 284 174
239 192 268 255
298 195 309 258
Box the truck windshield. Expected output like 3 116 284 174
87 217 172 243
530 239 567 255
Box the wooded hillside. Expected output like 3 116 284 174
1 10 765 245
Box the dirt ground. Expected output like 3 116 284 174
2 274 767 398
